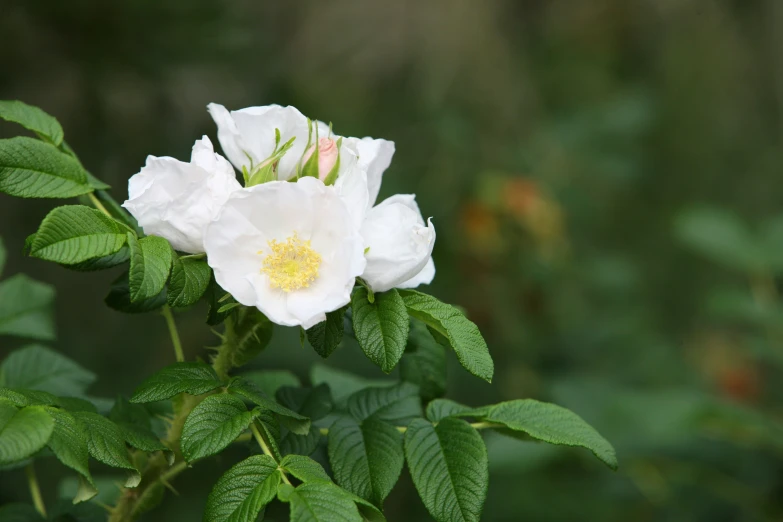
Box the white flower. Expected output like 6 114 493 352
203 177 366 328
123 136 241 254
207 103 394 194
360 194 435 293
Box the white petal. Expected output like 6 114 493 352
345 137 395 205
334 162 370 230
360 195 435 293
397 257 435 289
123 137 241 254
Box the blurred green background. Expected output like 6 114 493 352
2 0 783 520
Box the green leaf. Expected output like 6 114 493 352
45 408 97 503
351 288 409 373
347 383 422 425
328 416 404 506
285 482 363 522
0 388 58 407
0 100 64 145
0 236 6 277
71 411 140 487
398 290 493 383
30 205 126 264
0 403 54 465
306 307 346 359
0 137 91 198
404 418 488 522
63 245 129 272
108 397 168 453
280 454 331 483
277 385 333 422
425 399 475 423
472 399 618 469
400 322 447 402
130 362 223 403
181 393 255 462
240 370 301 398
0 345 95 396
255 409 283 461
105 271 167 314
229 379 310 435
127 234 172 302
204 455 280 522
56 396 98 413
168 256 211 308
310 365 393 405
0 275 55 340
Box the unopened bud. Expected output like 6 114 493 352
302 138 339 181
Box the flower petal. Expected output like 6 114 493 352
397 257 435 289
345 137 395 205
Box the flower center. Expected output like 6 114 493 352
260 233 321 292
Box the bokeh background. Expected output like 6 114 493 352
2 0 783 520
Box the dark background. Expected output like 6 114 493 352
2 1 783 520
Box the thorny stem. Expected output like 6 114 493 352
88 191 112 218
25 463 46 518
161 305 184 363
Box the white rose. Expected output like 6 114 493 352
122 136 241 254
359 194 435 293
203 177 366 328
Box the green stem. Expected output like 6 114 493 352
25 463 46 518
88 191 112 218
251 422 292 485
161 305 184 362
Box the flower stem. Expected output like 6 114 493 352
88 191 112 218
161 305 184 362
25 463 46 518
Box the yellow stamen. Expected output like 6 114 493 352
260 233 321 292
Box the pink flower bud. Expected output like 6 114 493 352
302 138 339 180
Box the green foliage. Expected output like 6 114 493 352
168 256 211 308
351 288 409 373
108 397 169 453
280 455 331 483
0 403 54 465
347 383 422 425
130 362 223 403
240 370 301 397
306 307 345 359
204 455 280 522
29 205 126 264
71 411 141 487
0 100 64 145
310 365 393 405
0 275 55 340
277 385 332 456
211 308 273 374
0 137 91 198
0 345 95 396
283 482 363 522
328 416 404 506
0 388 59 408
404 418 488 522
425 399 473 423
105 271 167 314
228 379 310 435
398 290 493 383
45 407 97 503
64 245 129 272
127 234 173 302
400 322 447 402
181 393 256 462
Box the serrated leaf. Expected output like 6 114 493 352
181 393 254 462
108 398 169 453
473 399 618 469
130 362 223 403
400 322 447 402
0 403 54 465
280 425 321 457
71 411 140 487
104 271 167 314
0 276 55 340
127 234 172 302
30 205 126 264
204 455 280 522
255 409 282 461
45 408 97 503
277 385 333 422
425 399 475 423
0 137 91 198
0 387 58 407
240 370 301 398
63 245 129 272
398 290 493 383
229 379 310 435
347 383 422 425
168 256 211 308
285 482 363 522
404 418 488 522
328 416 404 506
306 307 346 359
280 454 331 483
0 345 95 396
351 288 409 373
0 100 64 145
310 365 393 405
